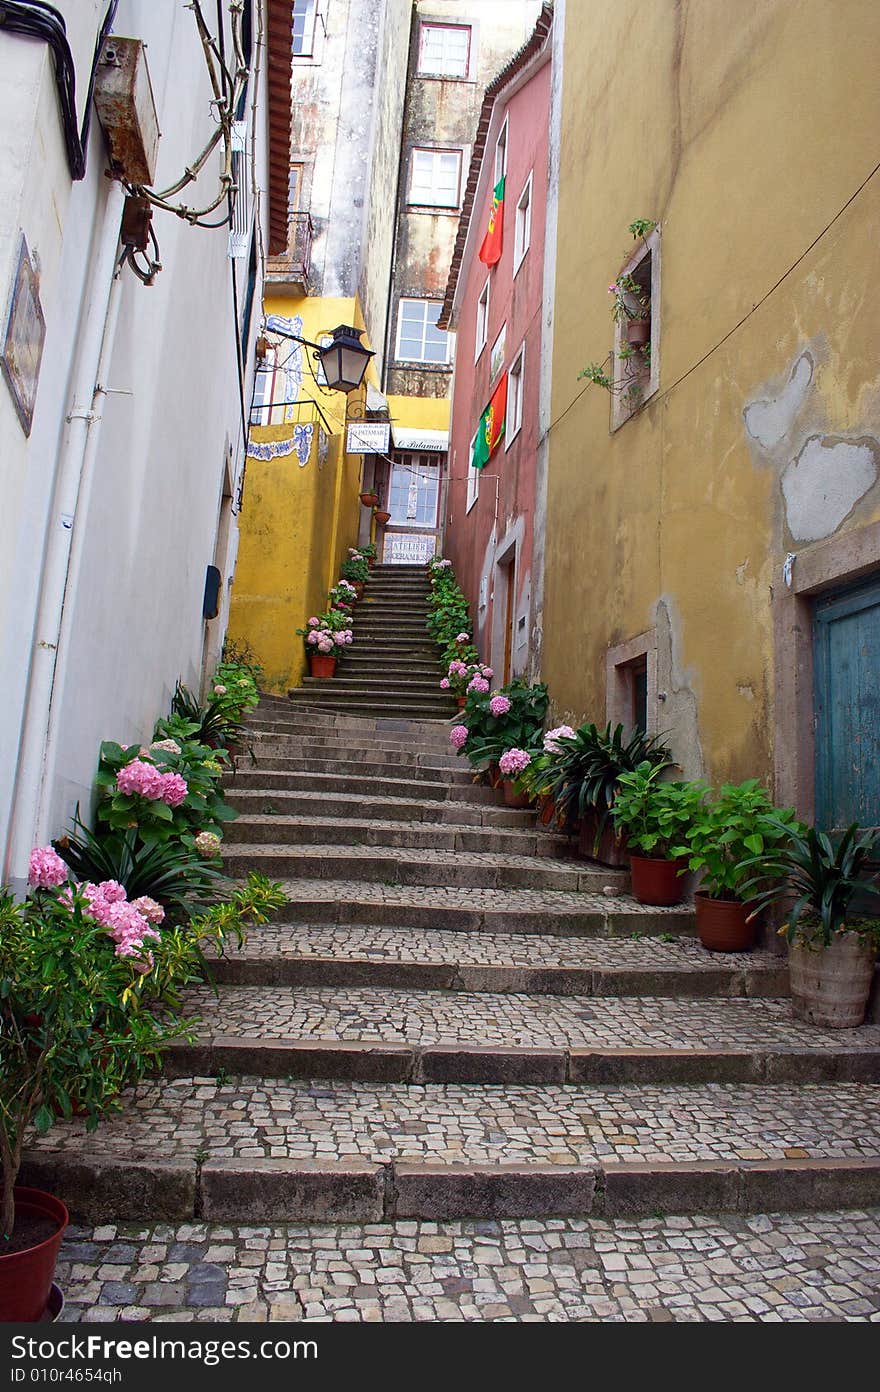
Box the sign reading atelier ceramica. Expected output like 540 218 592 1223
346 421 391 454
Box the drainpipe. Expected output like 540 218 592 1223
5 180 125 890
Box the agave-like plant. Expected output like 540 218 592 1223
551 722 673 848
739 822 880 947
54 816 227 919
171 680 248 751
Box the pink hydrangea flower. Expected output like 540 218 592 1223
439 677 450 690
448 660 467 677
159 772 188 807
499 748 532 776
97 880 127 904
194 831 221 858
150 739 181 757
81 883 115 926
449 724 468 750
482 667 494 679
213 684 227 695
543 725 576 752
455 632 470 643
28 846 69 889
467 675 489 694
307 617 320 627
306 630 319 644
116 759 165 799
131 896 165 925
489 695 511 717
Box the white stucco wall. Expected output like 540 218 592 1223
0 1 268 880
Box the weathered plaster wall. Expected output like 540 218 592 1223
542 0 880 790
444 58 551 678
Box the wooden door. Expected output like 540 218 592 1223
814 577 880 832
502 559 515 685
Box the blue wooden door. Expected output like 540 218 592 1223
814 577 880 831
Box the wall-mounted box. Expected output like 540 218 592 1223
93 36 160 185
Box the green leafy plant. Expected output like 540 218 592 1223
629 217 657 242
171 681 248 751
456 679 549 768
672 781 801 901
359 542 377 562
612 762 707 857
54 818 226 919
341 555 369 584
93 737 237 848
546 723 673 851
739 822 880 947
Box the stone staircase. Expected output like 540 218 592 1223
23 701 880 1228
288 564 458 720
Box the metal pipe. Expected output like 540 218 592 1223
4 180 125 889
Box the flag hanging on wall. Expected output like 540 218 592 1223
471 373 507 470
478 175 505 266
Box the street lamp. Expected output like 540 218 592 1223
267 322 374 393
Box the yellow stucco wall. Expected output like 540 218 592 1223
543 0 880 789
387 394 450 431
227 295 377 693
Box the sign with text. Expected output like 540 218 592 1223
346 421 390 454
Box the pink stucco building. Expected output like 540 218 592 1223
439 5 552 683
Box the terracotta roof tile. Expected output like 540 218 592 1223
266 0 295 256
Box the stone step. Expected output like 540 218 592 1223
24 1075 880 1222
259 877 694 936
243 754 470 780
205 923 787 998
224 769 496 802
300 676 448 694
219 810 575 858
224 790 536 829
220 843 628 891
283 698 455 719
247 738 460 764
158 985 880 1087
251 706 449 736
336 663 445 680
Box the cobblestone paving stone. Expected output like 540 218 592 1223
275 879 686 915
220 813 571 855
55 1210 880 1321
226 845 590 875
28 1079 880 1164
216 924 776 972
180 985 880 1050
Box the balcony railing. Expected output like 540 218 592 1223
265 212 313 294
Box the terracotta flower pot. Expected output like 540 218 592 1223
502 779 531 809
0 1188 68 1323
626 317 650 347
629 854 687 907
367 556 375 569
694 891 755 952
456 696 466 710
487 761 501 788
537 795 557 827
359 492 379 507
353 582 365 598
374 510 391 524
788 933 877 1029
309 654 337 678
577 810 629 867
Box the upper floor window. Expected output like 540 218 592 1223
250 346 282 425
292 0 317 56
475 279 490 360
494 116 508 185
466 433 480 512
513 173 532 273
506 342 525 448
418 22 472 78
408 148 463 209
396 299 454 365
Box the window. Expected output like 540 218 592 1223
611 227 661 429
490 324 506 381
395 299 453 365
292 0 317 55
418 22 471 78
408 148 462 209
250 346 281 425
606 632 657 733
387 454 440 527
505 343 524 448
494 116 508 185
513 173 532 273
289 162 304 210
475 279 490 360
466 433 480 512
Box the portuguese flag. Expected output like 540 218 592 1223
478 175 505 266
471 373 507 471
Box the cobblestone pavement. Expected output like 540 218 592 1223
27 1078 880 1164
179 985 880 1050
274 879 682 915
56 1210 880 1321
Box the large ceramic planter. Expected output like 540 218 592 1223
630 854 687 907
577 811 629 867
788 932 877 1028
694 892 755 952
502 779 531 809
0 1188 68 1323
309 654 337 678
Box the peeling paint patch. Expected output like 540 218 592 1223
781 435 879 541
743 352 813 449
737 683 755 702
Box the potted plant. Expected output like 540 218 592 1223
359 491 379 508
373 508 391 525
608 273 650 347
611 762 707 905
520 726 576 826
497 748 535 808
740 822 880 1027
549 723 672 867
450 679 549 776
360 542 378 569
296 611 354 678
341 554 369 597
674 781 800 952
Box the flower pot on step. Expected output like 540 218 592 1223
694 891 755 952
502 779 531 809
577 811 629 867
788 933 877 1028
537 794 558 827
353 582 365 598
456 696 466 709
626 317 650 347
487 762 501 788
0 1188 68 1323
308 654 337 678
629 854 687 907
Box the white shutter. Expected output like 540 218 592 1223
228 120 250 258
